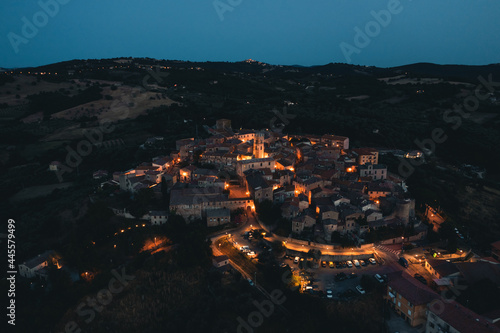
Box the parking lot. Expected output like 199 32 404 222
283 255 399 300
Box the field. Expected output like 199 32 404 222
11 182 74 202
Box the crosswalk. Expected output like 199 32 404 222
376 245 401 256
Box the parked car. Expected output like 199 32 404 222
348 272 358 279
414 273 427 285
326 289 333 299
347 261 353 268
360 260 366 266
342 261 347 268
353 259 360 267
374 274 385 283
398 257 409 268
321 261 327 267
356 285 366 294
369 258 377 265
247 279 254 286
329 261 334 268
294 256 300 264
335 261 341 268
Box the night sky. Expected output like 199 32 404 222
1 0 499 68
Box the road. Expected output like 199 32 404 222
211 234 291 316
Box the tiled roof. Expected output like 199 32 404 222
387 271 438 305
430 300 500 333
426 259 460 277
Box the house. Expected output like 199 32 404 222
359 164 387 180
386 271 439 327
281 197 300 218
425 299 500 333
424 259 460 280
19 250 61 279
244 170 273 202
317 205 339 221
273 185 295 203
149 211 169 225
212 254 230 268
236 157 276 177
298 193 309 211
291 210 316 234
152 156 172 171
367 183 392 200
321 134 349 150
352 148 379 165
180 165 197 182
207 208 230 227
49 161 62 172
213 255 230 269
323 219 338 241
365 209 383 222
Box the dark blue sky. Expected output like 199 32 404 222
1 0 499 68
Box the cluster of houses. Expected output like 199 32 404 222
100 118 426 242
148 119 421 243
386 248 500 333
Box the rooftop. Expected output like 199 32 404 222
387 271 438 305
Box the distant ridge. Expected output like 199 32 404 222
4 58 500 82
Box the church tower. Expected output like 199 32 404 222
253 132 265 159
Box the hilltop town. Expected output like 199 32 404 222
96 118 423 247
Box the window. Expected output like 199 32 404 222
408 310 411 316
398 302 401 307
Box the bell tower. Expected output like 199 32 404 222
253 132 265 159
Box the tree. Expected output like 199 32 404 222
307 249 322 260
129 188 155 218
272 240 286 258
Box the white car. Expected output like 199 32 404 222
369 258 377 265
353 259 360 267
294 256 300 264
374 274 385 283
347 261 353 268
356 285 366 294
326 289 333 299
247 279 254 286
